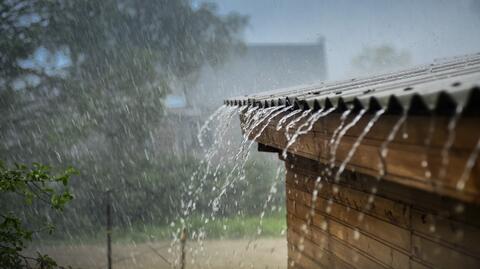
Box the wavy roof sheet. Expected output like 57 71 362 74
225 53 480 116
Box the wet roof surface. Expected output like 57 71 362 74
225 53 480 116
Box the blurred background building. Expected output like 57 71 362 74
163 40 327 155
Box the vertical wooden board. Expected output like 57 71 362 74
411 209 480 258
412 235 480 269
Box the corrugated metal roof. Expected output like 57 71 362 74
224 53 480 115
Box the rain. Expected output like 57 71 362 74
1 1 480 269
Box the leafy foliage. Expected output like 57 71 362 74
0 0 249 238
0 0 282 248
0 161 76 269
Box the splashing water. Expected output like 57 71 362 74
230 106 285 169
243 106 282 142
326 109 352 175
248 106 293 148
329 109 367 171
334 109 385 183
329 109 353 149
282 107 336 159
183 106 238 217
173 104 294 266
284 109 313 140
240 105 261 131
211 106 286 212
197 105 228 148
276 109 302 130
225 105 291 188
212 105 289 213
172 105 240 265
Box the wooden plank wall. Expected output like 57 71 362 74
285 155 480 269
246 111 480 203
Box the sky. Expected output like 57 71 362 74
204 0 480 80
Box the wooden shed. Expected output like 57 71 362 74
225 54 480 269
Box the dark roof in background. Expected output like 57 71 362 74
225 53 480 116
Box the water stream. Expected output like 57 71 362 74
257 166 284 235
422 117 437 182
334 109 386 183
183 106 238 217
377 111 408 180
197 105 228 148
438 106 463 182
329 109 367 172
180 101 476 267
457 136 480 190
282 107 336 159
276 109 303 131
211 106 286 213
284 109 313 141
361 111 407 212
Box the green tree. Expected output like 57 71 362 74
1 0 247 232
0 161 76 268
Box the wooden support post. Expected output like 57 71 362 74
106 190 112 269
180 228 187 269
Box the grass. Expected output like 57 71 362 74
36 212 286 245
114 212 286 243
